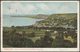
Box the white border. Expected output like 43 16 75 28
1 1 79 51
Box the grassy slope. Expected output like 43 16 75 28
34 13 77 28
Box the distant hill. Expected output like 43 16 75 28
9 14 49 19
31 14 49 19
34 13 77 29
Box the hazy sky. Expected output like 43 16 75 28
3 2 77 15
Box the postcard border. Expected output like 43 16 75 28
1 1 79 51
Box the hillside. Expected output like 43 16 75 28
34 13 77 29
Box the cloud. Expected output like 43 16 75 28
36 3 50 11
46 2 77 13
3 2 77 15
20 4 36 15
3 3 37 15
56 3 77 13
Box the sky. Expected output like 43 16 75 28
3 2 77 15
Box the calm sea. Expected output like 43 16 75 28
3 16 43 27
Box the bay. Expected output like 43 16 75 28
3 16 43 27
